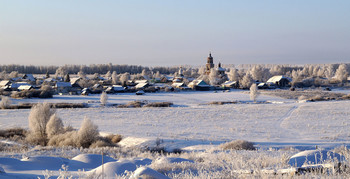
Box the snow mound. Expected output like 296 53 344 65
288 150 346 168
69 154 117 170
0 166 5 173
89 160 137 177
20 156 68 170
132 166 170 179
154 157 194 164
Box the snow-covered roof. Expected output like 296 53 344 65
92 84 102 88
165 76 174 81
172 82 186 88
172 78 182 83
0 80 11 87
188 80 210 87
135 83 148 89
222 81 236 86
135 80 148 84
217 67 225 72
267 75 292 83
70 77 81 85
257 83 267 87
56 82 72 88
10 82 30 88
18 85 33 90
22 74 36 81
112 85 125 91
44 78 56 82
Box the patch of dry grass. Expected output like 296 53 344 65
261 89 347 101
219 140 256 150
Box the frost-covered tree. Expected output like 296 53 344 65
27 103 56 145
0 96 11 109
78 70 86 79
100 91 108 106
335 64 349 83
209 68 220 86
154 71 161 78
228 68 240 82
8 71 19 79
112 71 118 85
291 70 302 86
92 73 100 80
250 83 259 102
105 71 111 79
77 117 99 148
198 67 206 76
55 67 67 79
325 64 336 79
250 65 264 82
0 71 8 80
120 72 130 86
240 73 253 89
270 65 283 76
46 113 64 138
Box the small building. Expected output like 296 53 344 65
266 75 292 88
10 82 30 90
160 76 173 83
81 88 92 95
135 82 149 89
257 83 269 89
221 81 238 88
55 82 72 94
188 80 211 91
105 85 126 93
22 74 36 82
172 82 191 90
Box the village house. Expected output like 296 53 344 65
266 75 292 88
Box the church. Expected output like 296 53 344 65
205 53 226 78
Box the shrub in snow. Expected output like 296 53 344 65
100 91 108 106
47 131 77 147
26 103 56 145
219 140 255 150
46 113 64 138
250 83 259 102
0 96 11 109
76 117 99 148
106 134 122 144
89 139 114 148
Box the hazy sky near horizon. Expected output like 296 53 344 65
1 0 350 66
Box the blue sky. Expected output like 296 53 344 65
0 0 349 66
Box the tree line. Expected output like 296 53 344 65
0 64 180 75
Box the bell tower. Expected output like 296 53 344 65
206 52 214 75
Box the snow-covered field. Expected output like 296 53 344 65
1 90 350 178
